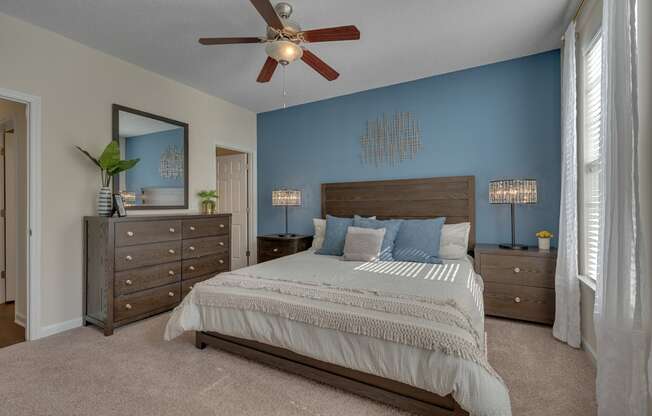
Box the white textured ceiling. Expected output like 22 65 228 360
0 0 574 113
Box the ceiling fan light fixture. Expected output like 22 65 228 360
265 40 303 65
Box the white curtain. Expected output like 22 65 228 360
553 21 581 348
594 0 649 415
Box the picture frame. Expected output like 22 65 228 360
113 194 127 217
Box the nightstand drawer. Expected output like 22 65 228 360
257 235 313 263
480 254 555 289
484 282 555 324
258 239 293 259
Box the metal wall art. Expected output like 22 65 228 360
359 112 422 167
160 144 184 179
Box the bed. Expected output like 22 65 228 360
165 176 511 416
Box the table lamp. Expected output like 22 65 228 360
489 179 537 250
272 189 302 237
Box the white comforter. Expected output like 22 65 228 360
165 251 511 416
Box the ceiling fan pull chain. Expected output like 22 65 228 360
282 64 287 109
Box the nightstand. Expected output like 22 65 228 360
257 235 313 263
474 244 557 324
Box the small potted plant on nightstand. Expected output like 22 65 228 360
535 230 553 251
198 190 218 215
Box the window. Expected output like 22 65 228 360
580 31 602 282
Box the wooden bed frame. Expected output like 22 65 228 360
197 176 476 416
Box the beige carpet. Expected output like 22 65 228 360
0 315 596 416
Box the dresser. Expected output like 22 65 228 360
474 244 557 324
257 234 313 263
83 214 231 335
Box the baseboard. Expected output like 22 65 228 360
582 337 597 366
14 310 26 328
38 317 83 339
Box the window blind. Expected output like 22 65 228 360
582 33 602 281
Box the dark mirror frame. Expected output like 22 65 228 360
112 104 189 210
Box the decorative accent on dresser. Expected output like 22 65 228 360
83 214 231 335
474 244 556 324
359 112 422 167
257 234 312 263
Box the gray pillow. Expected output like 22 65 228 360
342 226 386 262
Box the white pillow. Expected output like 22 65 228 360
439 222 471 259
343 226 386 262
312 218 326 250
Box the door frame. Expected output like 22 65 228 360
212 143 256 265
0 88 42 341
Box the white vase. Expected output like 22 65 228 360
538 237 551 251
97 186 113 217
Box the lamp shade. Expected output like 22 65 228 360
272 189 302 206
489 179 538 204
265 40 303 64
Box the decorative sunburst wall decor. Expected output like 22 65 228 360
160 144 184 179
360 112 422 167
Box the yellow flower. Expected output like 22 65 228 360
536 230 553 239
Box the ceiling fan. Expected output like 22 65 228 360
198 0 360 83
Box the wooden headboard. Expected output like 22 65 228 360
321 176 476 249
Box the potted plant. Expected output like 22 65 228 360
535 230 553 251
76 141 140 216
198 190 218 215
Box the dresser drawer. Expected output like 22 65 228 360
484 282 555 324
181 275 213 298
113 283 181 322
114 262 182 296
115 220 182 247
183 217 229 239
115 241 182 271
182 254 229 280
479 254 555 289
183 236 229 259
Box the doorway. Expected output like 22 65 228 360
0 97 27 347
216 147 250 269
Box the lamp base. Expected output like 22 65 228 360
277 233 297 238
499 243 528 250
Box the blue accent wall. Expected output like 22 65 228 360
124 128 184 199
257 50 561 246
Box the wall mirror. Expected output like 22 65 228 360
112 104 188 209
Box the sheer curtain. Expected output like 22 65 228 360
594 0 649 415
553 21 581 348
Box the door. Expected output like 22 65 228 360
216 153 249 270
0 132 5 303
4 131 15 302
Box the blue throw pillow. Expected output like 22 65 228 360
315 215 353 256
353 216 403 261
393 218 446 264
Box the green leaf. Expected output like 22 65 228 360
75 146 102 168
107 158 139 176
98 140 121 170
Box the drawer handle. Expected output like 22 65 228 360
514 297 521 303
125 255 133 261
125 303 132 310
513 267 521 273
273 248 279 252
219 259 224 264
189 266 196 271
189 285 194 290
189 226 196 231
169 228 176 233
219 224 225 228
168 291 175 297
189 246 196 251
127 231 134 237
125 279 133 286
168 270 175 276
168 249 176 254
219 242 225 247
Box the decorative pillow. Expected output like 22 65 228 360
353 216 403 261
315 215 353 256
343 226 386 262
439 222 471 259
393 218 446 264
311 218 326 250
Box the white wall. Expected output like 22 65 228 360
0 99 28 326
0 12 257 335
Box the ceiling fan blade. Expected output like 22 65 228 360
301 49 339 81
300 25 360 43
257 57 278 83
249 0 284 30
198 37 263 45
